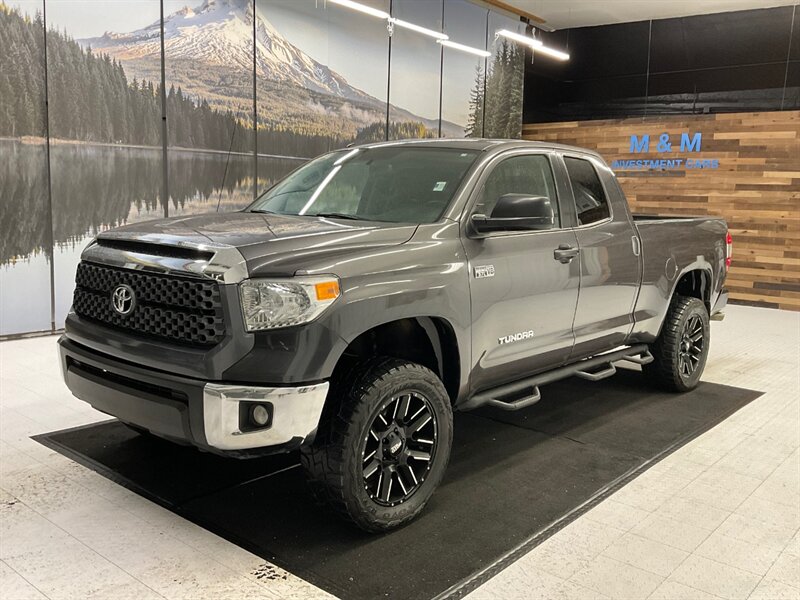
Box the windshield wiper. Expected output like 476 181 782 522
312 212 369 221
250 209 278 214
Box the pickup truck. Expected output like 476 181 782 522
59 139 731 531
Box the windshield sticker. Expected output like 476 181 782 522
433 181 447 192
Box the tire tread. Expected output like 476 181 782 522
645 295 707 392
300 357 450 531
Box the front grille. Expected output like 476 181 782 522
73 262 226 346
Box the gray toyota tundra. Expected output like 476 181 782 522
59 139 731 531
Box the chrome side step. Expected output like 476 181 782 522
463 345 653 411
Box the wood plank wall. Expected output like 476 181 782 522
523 111 800 311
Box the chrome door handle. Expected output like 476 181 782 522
631 235 641 257
554 244 579 263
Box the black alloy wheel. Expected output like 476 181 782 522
678 313 705 377
300 357 453 532
645 295 710 392
362 392 438 507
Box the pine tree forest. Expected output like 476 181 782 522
1 3 523 157
466 40 524 139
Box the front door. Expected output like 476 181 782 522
462 152 580 394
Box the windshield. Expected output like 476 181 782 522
248 146 480 223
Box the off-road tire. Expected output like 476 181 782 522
300 357 453 532
645 296 710 392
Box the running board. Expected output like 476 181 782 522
463 345 653 411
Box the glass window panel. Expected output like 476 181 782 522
388 0 444 140
0 0 52 335
478 155 558 226
484 12 524 138
441 0 488 138
564 157 610 226
45 0 163 328
163 0 255 217
255 0 390 194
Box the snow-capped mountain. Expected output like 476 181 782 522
80 0 463 136
82 0 378 106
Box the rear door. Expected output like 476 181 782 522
462 151 580 394
561 154 640 359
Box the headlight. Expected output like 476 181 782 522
239 276 340 331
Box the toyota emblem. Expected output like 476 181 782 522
111 284 136 316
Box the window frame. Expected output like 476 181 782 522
464 149 565 238
560 153 614 229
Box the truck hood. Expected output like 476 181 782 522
96 212 418 277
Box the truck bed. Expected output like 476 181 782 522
631 215 728 339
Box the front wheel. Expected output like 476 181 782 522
300 358 453 532
644 296 710 392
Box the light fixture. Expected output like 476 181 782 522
326 0 389 20
389 17 448 40
532 44 570 61
496 28 569 61
497 29 542 48
326 0 447 40
437 39 491 58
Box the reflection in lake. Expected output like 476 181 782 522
0 139 302 335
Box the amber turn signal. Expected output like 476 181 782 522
314 280 340 301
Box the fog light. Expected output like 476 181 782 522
250 404 270 427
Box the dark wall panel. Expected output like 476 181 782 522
786 61 800 109
525 5 800 124
559 21 650 80
649 7 795 72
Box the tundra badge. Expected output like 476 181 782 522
498 330 535 345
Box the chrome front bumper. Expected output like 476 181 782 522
202 382 329 451
60 336 329 455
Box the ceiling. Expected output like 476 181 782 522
503 0 798 29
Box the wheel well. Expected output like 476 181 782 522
674 269 710 310
333 318 460 403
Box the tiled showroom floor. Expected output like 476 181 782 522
1 304 798 600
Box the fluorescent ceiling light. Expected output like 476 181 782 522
497 29 542 48
533 44 570 61
496 28 569 61
389 17 448 40
437 39 490 58
327 0 389 20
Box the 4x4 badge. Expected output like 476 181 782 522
474 265 495 279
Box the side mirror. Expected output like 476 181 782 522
471 194 555 235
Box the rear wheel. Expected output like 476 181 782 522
300 357 453 532
645 296 710 392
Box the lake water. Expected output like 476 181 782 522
0 140 302 336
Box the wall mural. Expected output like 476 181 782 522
0 0 51 335
0 0 525 336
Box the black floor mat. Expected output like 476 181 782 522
36 370 761 600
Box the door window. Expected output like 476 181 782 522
564 157 610 225
476 154 559 227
